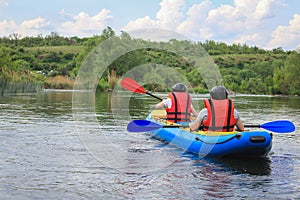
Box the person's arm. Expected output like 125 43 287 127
189 108 207 131
235 120 244 131
155 101 166 109
154 98 171 109
234 109 244 131
189 120 201 131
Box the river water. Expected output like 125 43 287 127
1 90 299 199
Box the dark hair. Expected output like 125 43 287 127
210 86 228 100
172 83 187 92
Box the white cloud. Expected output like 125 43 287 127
268 14 300 49
21 17 50 30
123 0 185 31
19 17 50 36
177 0 213 39
199 0 286 40
156 0 185 28
202 4 245 38
0 0 8 7
0 9 112 37
252 0 286 20
58 9 112 36
0 17 50 37
125 16 158 30
0 20 17 36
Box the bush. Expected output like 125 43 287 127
44 76 74 89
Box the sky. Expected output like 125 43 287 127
0 0 299 50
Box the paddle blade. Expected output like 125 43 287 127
261 120 296 133
120 78 146 94
127 120 162 132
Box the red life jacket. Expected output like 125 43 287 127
202 99 236 132
165 92 192 123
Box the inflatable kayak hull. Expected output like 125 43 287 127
146 110 272 157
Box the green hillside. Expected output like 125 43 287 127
0 28 299 95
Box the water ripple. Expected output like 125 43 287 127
0 92 299 199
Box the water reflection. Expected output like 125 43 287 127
207 156 271 175
183 152 271 176
177 154 272 199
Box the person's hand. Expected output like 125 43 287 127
151 104 157 109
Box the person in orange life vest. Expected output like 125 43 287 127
189 86 244 131
155 83 198 123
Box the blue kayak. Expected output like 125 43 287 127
145 110 272 157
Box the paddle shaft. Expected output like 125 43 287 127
162 125 260 129
244 125 261 128
161 124 261 129
146 91 163 101
162 125 189 128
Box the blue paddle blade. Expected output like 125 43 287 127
127 120 162 132
261 120 296 133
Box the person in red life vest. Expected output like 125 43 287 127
155 83 198 124
189 86 244 132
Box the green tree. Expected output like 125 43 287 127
0 45 12 70
282 53 300 95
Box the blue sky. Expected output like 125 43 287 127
0 0 299 50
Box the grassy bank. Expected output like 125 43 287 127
0 68 43 95
44 76 74 89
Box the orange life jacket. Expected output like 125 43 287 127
165 92 192 123
202 99 236 132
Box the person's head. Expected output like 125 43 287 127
172 83 187 92
210 86 228 100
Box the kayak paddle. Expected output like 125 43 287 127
120 78 162 101
127 120 188 132
127 119 295 133
244 120 295 133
